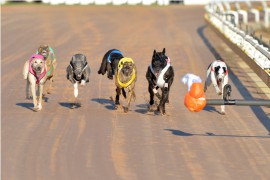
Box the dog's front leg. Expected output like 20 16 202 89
74 82 79 98
220 76 228 115
115 87 121 105
148 85 155 105
31 83 38 110
124 88 134 113
211 71 221 95
159 85 169 115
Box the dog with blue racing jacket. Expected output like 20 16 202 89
98 49 124 80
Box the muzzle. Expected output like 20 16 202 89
74 69 83 79
122 66 132 76
36 66 42 72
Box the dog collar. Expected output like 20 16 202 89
117 57 136 88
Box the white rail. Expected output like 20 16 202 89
205 3 270 75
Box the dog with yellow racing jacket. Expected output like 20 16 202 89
115 57 137 112
98 49 137 113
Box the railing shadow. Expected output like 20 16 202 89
165 129 270 138
197 25 270 132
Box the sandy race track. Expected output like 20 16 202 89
2 4 270 180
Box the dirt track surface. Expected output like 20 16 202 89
2 5 270 180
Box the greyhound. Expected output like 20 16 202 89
115 57 137 113
146 48 174 115
66 54 91 107
204 60 228 115
37 45 57 94
23 54 47 111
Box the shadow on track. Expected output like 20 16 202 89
91 98 115 110
197 25 270 133
16 103 35 112
134 104 149 114
59 102 81 109
165 129 270 138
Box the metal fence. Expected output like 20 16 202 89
205 2 270 77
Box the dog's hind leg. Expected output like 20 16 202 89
26 80 30 99
37 84 43 110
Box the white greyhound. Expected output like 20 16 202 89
23 54 47 111
204 60 228 115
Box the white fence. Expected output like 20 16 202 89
205 2 270 75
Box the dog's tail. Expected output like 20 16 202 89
122 89 127 99
22 60 29 80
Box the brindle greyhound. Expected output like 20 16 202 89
146 48 174 115
115 57 137 113
98 49 137 112
37 45 57 94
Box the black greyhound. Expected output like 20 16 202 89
146 48 174 115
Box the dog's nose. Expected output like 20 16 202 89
218 78 222 82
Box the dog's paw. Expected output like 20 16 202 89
216 91 222 95
80 80 86 86
123 107 129 113
220 111 226 115
26 96 32 100
33 106 40 111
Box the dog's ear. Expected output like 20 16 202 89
222 67 227 73
214 66 220 73
70 55 76 65
153 50 156 57
82 55 88 66
162 48 166 54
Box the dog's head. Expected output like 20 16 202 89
70 54 88 80
151 48 168 76
118 58 135 77
31 56 45 74
214 65 227 83
38 45 50 59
